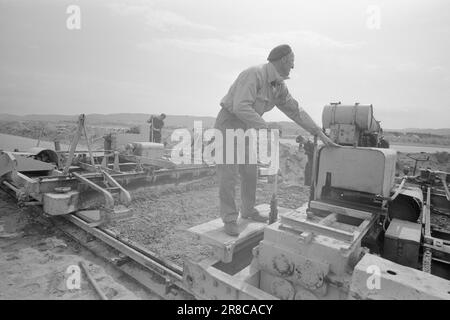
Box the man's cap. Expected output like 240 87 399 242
267 44 292 62
160 113 166 118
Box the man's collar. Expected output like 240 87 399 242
265 62 289 84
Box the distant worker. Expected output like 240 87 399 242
296 135 314 185
147 113 166 143
215 44 339 236
378 136 390 148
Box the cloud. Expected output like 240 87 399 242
395 62 420 72
107 2 216 32
139 38 266 58
428 65 445 73
138 30 365 59
255 30 365 49
394 63 447 75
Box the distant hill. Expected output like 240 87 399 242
1 113 448 137
0 133 71 152
0 113 216 128
385 128 450 136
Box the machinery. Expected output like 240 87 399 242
1 110 448 300
322 102 388 148
183 103 450 300
0 114 215 226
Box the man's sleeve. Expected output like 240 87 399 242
231 70 268 129
275 84 321 136
275 83 304 125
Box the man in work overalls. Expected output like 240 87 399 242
215 44 339 236
148 113 166 143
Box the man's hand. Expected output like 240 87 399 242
319 132 340 147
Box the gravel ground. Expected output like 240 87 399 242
106 176 311 266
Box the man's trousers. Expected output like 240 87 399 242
214 108 259 223
217 164 257 223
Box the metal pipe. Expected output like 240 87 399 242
2 180 20 193
439 172 450 201
309 135 319 203
389 178 406 202
23 201 43 206
79 261 109 300
56 150 113 153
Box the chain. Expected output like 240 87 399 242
422 248 432 273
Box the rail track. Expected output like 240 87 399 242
0 164 217 299
54 214 194 299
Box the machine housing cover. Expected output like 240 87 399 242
315 146 397 199
383 218 421 268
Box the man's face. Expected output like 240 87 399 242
280 52 295 77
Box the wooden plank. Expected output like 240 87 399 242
189 217 264 247
310 200 373 220
318 213 337 226
352 218 376 246
356 219 370 233
329 221 359 233
188 204 292 263
280 211 355 242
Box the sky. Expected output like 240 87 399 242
0 0 449 129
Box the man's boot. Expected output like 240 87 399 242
241 209 268 222
224 221 240 237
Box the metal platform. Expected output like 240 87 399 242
188 204 292 263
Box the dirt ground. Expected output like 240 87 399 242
397 151 450 174
0 191 157 300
